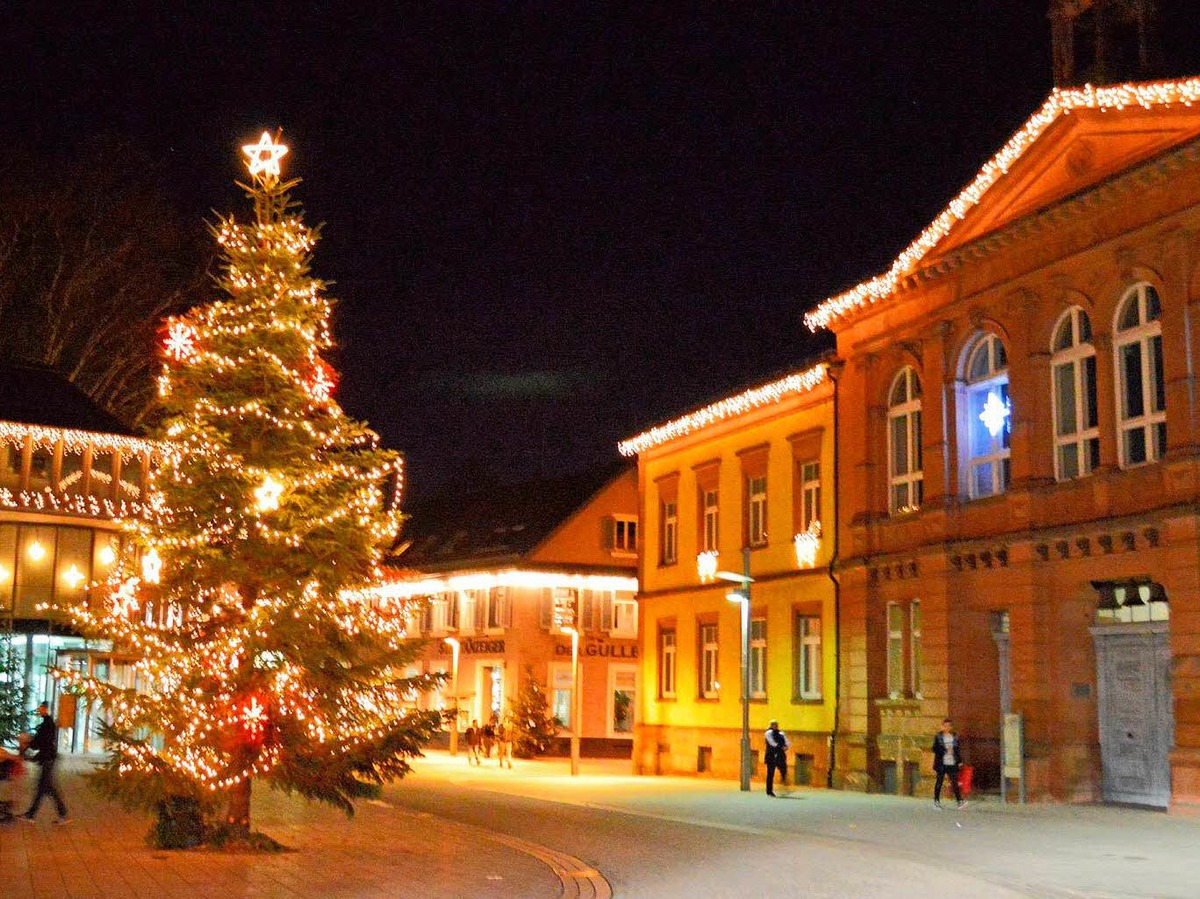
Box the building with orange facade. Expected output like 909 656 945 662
619 362 839 786
806 78 1200 810
373 468 640 756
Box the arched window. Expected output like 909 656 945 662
1051 307 1099 480
1114 283 1165 467
887 367 922 514
963 334 1010 498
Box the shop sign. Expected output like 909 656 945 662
554 639 638 659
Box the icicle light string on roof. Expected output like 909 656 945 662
617 362 828 457
804 77 1200 331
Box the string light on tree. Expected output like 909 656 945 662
57 128 443 841
253 474 284 513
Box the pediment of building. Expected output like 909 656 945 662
935 106 1200 258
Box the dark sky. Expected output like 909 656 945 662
5 3 1200 500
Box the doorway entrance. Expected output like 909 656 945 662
1090 579 1172 809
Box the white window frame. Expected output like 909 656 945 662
607 664 638 738
747 476 768 547
1051 307 1099 481
699 622 719 699
659 627 677 699
887 367 923 514
612 515 638 555
610 593 638 638
661 500 678 565
963 334 1011 499
428 594 451 634
702 488 719 553
749 616 767 700
800 461 821 532
1114 283 1166 468
485 586 510 632
795 614 822 700
549 662 575 730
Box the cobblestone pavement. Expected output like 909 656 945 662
0 757 561 899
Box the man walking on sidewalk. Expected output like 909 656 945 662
764 720 789 797
22 702 68 824
932 718 964 810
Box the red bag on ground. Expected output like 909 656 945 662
958 764 974 797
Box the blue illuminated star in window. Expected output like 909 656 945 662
979 391 1010 437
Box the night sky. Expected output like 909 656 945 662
5 3 1200 500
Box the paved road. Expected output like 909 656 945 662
387 752 1200 898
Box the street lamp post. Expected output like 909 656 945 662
717 547 754 792
444 637 460 756
562 625 581 776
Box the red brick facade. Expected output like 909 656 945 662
820 90 1200 809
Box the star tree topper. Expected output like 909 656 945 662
242 131 289 181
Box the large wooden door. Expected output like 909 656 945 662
1091 623 1172 808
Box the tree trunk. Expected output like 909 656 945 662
225 777 252 838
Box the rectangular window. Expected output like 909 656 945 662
552 587 578 631
887 602 905 698
661 500 678 565
611 593 638 638
702 489 719 552
699 622 719 699
551 664 574 729
800 461 821 531
886 600 921 699
795 614 822 700
749 617 767 700
747 476 768 547
610 666 637 736
659 627 677 699
486 587 510 630
613 516 638 554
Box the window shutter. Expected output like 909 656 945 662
422 598 433 633
448 592 459 629
474 590 486 630
582 590 595 632
539 588 552 629
601 592 614 632
601 516 616 549
498 587 512 627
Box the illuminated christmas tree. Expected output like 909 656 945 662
62 132 441 841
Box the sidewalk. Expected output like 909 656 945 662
0 757 560 899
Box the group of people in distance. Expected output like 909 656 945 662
464 713 513 768
764 717 968 808
1 701 70 825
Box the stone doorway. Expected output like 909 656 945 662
1090 580 1172 808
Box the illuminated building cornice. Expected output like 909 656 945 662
805 77 1200 332
0 487 144 520
352 569 639 603
0 421 158 458
617 363 828 457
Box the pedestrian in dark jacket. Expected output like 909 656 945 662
932 718 964 809
22 702 68 824
764 720 790 797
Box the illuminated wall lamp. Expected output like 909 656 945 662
27 540 46 562
62 564 86 590
793 521 822 569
